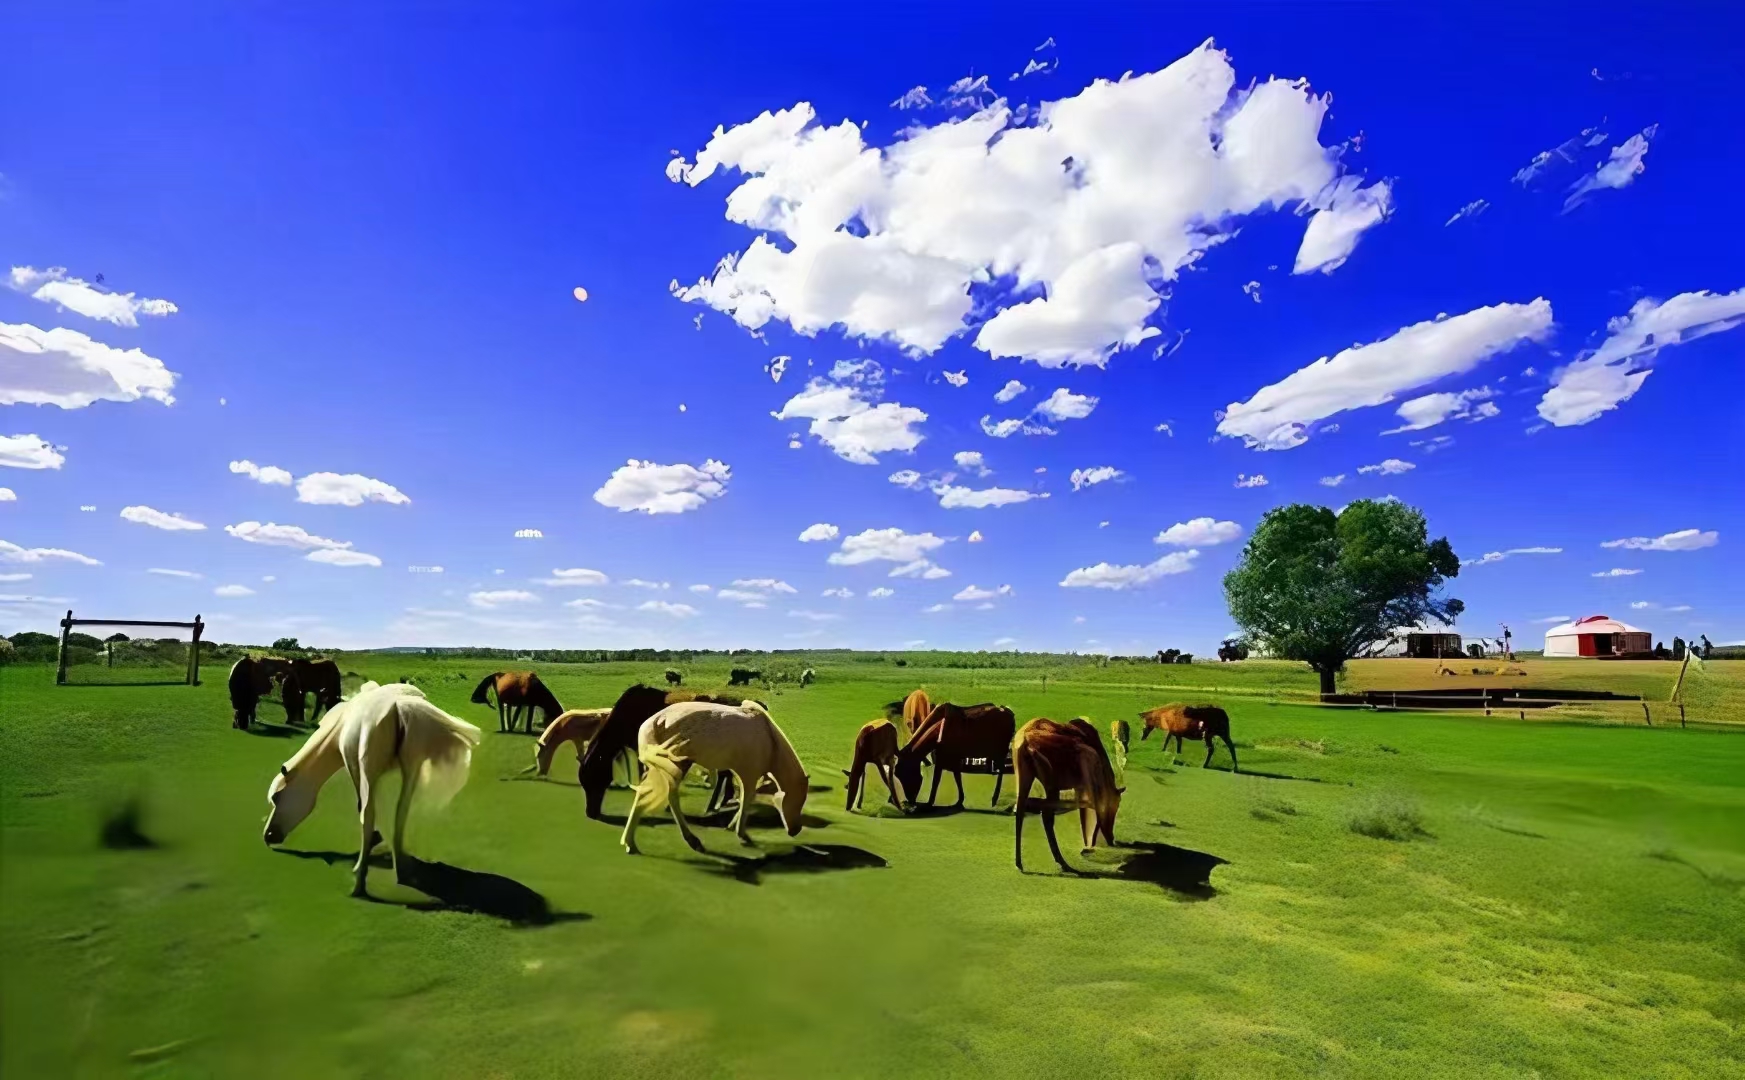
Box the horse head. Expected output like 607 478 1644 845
263 763 319 845
776 774 809 837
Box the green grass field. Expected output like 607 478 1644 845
4 656 1743 1078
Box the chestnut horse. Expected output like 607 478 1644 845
884 688 933 737
578 685 757 820
1140 703 1237 771
843 718 902 813
894 702 1016 809
471 671 564 734
1012 717 1122 873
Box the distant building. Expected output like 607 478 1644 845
1543 615 1653 658
1366 623 1462 658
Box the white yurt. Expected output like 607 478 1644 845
1544 615 1653 658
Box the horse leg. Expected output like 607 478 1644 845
952 768 966 809
730 771 756 846
619 782 650 855
352 775 377 897
927 759 944 807
670 771 705 853
1013 772 1033 870
1223 734 1239 772
991 757 1005 808
1203 736 1215 769
844 763 861 811
1040 803 1071 873
880 763 902 811
392 767 419 884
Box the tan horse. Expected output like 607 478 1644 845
844 718 902 813
532 708 637 786
890 688 932 737
1012 717 1122 873
1140 704 1237 770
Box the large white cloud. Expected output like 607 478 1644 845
295 472 411 507
931 483 1047 509
0 322 178 408
1218 299 1553 449
229 460 293 486
593 459 731 514
1 539 102 565
670 42 1383 367
8 267 179 327
1155 518 1240 546
1601 529 1717 552
1537 288 1745 427
1060 549 1199 589
774 372 925 464
0 434 64 470
224 521 349 550
828 527 950 580
119 505 205 531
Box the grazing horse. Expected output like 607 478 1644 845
894 702 1016 809
291 657 343 721
1012 717 1122 873
471 671 564 734
264 682 482 896
1140 704 1238 771
620 700 809 854
884 688 933 737
533 708 636 784
579 685 757 819
727 667 761 686
228 657 266 728
664 668 682 687
278 669 306 725
844 718 902 813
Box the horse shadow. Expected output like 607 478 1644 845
1105 841 1227 899
274 848 588 927
240 722 301 739
705 843 889 885
1204 764 1328 784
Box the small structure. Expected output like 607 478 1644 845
1543 615 1653 658
1368 624 1462 659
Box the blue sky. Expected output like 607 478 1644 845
2 5 1740 653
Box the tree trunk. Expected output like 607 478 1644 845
1316 666 1338 698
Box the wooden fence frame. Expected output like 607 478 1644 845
56 610 205 686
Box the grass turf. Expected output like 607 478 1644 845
3 657 1743 1078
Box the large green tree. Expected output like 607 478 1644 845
1223 499 1464 697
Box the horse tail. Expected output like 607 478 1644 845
401 699 484 809
633 735 688 811
470 673 502 705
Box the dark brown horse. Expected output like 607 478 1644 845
229 656 291 729
893 702 1016 809
578 685 755 819
471 671 564 734
1012 717 1122 873
1140 703 1237 770
290 658 343 721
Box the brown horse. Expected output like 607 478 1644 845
578 685 756 819
1140 703 1237 770
290 657 343 721
844 718 902 813
884 688 933 737
278 668 306 725
533 708 611 776
1012 717 1122 873
894 702 1016 809
228 657 272 728
471 671 564 734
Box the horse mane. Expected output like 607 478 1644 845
470 673 502 704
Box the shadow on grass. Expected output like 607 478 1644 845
274 848 588 926
1205 764 1331 784
241 722 302 739
1108 841 1227 899
706 843 889 885
99 796 156 849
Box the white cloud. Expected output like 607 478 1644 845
1293 177 1393 275
7 267 178 327
1357 458 1415 476
1630 601 1652 609
798 522 840 542
1531 615 1571 624
147 568 201 579
1060 549 1199 589
942 369 968 387
1319 474 1346 487
1243 281 1263 304
953 450 989 476
1156 518 1240 546
827 527 947 567
775 376 925 464
540 568 609 587
868 587 894 598
1 540 101 565
0 487 13 501
565 597 618 611
119 505 205 531
0 435 64 470
733 578 796 594
670 43 1379 367
623 578 672 590
639 600 698 618
1383 387 1497 433
229 460 293 486
214 584 255 597
295 472 411 507
768 355 789 383
1411 434 1457 454
1538 288 1745 427
994 380 1028 404
1234 473 1268 488
1513 129 1599 186
716 589 768 604
1591 568 1642 578
1033 388 1098 422
1154 422 1173 436
688 584 712 594
225 521 347 551
1218 299 1553 449
305 549 381 568
953 583 1012 602
1069 466 1122 491
1601 529 1717 552
594 459 731 513
967 530 984 543
0 572 31 581
891 560 952 580
922 603 952 614
789 609 840 621
1444 199 1489 226
979 415 1028 438
1565 126 1656 211
931 483 1047 509
821 587 854 598
888 469 924 488
470 589 539 608
0 322 177 408
1462 546 1562 567
514 528 544 539
890 86 931 110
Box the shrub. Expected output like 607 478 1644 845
1348 793 1428 841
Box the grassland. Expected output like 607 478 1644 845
3 655 1743 1078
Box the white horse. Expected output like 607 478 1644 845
620 700 809 855
264 681 482 896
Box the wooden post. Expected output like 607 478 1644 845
187 615 204 686
1642 702 1651 726
1679 702 1686 728
56 610 73 685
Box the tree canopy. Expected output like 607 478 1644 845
1223 499 1463 696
